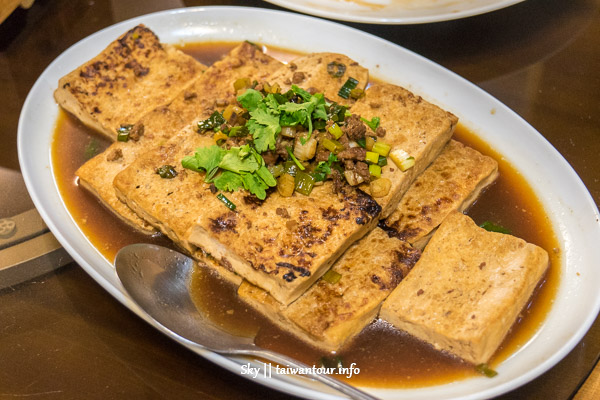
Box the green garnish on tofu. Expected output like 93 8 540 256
182 144 276 200
238 85 327 150
312 153 338 182
475 363 498 378
480 221 511 234
216 193 236 211
116 124 133 142
361 116 380 132
155 165 178 179
338 77 358 99
197 110 226 133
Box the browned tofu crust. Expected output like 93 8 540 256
380 211 549 365
54 25 205 140
76 42 282 233
115 128 382 304
238 229 420 351
350 84 458 217
265 53 368 106
381 140 499 249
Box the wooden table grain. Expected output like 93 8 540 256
1 0 599 399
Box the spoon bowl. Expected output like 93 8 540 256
115 243 378 400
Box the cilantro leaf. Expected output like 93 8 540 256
256 165 277 187
181 145 224 182
213 171 244 192
237 89 263 111
264 93 280 110
241 173 268 200
313 153 338 182
361 116 380 132
248 119 280 152
250 106 280 126
291 85 312 101
219 147 260 174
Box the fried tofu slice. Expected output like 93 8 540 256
381 140 499 249
114 54 455 304
115 130 381 303
380 211 549 365
265 53 368 106
76 42 283 233
350 84 458 218
114 53 379 303
54 25 205 140
238 229 420 351
236 142 495 350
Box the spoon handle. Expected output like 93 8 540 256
243 349 379 400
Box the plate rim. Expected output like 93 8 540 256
264 0 526 25
17 5 600 400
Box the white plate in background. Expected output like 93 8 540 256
264 0 526 24
17 6 600 400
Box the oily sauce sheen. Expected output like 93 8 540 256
52 42 560 388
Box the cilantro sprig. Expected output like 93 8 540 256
361 116 380 132
182 85 354 201
182 144 276 200
237 85 327 151
313 153 339 182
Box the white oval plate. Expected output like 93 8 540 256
18 6 600 400
264 0 525 24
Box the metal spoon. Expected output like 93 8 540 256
115 243 379 400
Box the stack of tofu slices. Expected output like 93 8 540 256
55 25 549 367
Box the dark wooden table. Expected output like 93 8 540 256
1 0 599 398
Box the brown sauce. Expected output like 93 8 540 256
51 42 560 388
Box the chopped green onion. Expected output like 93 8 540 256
286 146 306 171
84 138 100 160
480 221 511 234
198 111 226 133
328 123 344 139
226 125 248 137
216 193 236 211
398 157 415 171
356 137 366 148
372 141 391 157
294 171 315 196
268 164 284 178
390 148 415 171
213 131 228 144
322 269 342 284
327 61 346 78
365 136 376 151
338 77 359 99
322 138 344 154
365 151 379 164
319 355 344 370
263 82 281 94
349 88 364 99
277 173 295 197
369 164 382 178
233 77 252 91
117 124 133 142
377 155 388 167
156 165 178 179
327 103 347 123
283 160 299 177
475 364 498 378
